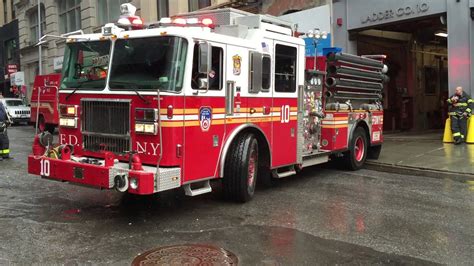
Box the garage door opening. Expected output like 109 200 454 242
353 15 448 132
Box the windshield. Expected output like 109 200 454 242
5 100 25 107
61 41 111 90
109 36 188 92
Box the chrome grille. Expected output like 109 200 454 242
81 99 130 154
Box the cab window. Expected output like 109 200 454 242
191 44 223 90
274 44 297 93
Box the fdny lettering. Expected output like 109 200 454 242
136 142 160 156
60 134 79 146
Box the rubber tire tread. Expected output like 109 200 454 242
343 127 368 170
367 144 382 160
223 133 257 203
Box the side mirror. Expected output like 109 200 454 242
198 42 211 74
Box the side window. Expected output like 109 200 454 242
249 51 262 93
262 55 271 91
274 44 297 93
191 43 223 90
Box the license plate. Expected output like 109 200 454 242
21 115 27 118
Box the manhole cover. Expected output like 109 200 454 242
131 244 238 265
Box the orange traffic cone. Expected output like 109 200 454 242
443 118 454 143
466 117 474 144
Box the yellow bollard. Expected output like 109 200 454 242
466 117 474 144
443 118 454 143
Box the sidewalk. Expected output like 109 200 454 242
366 131 474 181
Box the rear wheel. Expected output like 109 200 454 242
223 133 258 203
38 115 46 132
343 127 368 170
45 124 55 134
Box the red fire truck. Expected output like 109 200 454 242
28 5 387 202
30 73 62 133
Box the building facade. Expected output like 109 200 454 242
332 0 474 131
0 0 19 97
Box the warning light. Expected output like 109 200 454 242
173 18 187 25
202 18 213 27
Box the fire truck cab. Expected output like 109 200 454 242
28 5 386 202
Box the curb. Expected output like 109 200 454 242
365 161 474 182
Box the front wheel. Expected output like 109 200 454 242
343 127 368 170
223 133 258 203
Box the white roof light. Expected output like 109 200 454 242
120 3 137 16
160 17 172 24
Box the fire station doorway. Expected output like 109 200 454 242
353 15 448 132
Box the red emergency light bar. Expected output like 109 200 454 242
153 17 215 29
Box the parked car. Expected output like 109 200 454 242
0 98 31 125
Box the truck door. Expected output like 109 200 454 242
271 42 299 167
183 41 226 182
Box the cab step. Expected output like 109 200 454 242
183 180 212 196
272 166 296 178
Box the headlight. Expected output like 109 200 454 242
59 117 78 128
135 122 157 135
129 178 138 189
59 105 78 116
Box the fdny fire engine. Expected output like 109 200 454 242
28 4 387 202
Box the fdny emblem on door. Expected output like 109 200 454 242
199 107 212 132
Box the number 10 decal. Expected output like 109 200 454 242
40 159 50 177
280 105 290 123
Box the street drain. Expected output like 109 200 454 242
131 244 238 265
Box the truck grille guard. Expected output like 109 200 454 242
81 99 131 154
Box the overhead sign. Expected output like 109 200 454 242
53 56 64 71
11 71 25 86
347 0 447 30
7 64 18 78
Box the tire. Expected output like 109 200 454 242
38 115 46 132
367 145 382 160
45 124 56 134
223 133 258 203
343 127 368 170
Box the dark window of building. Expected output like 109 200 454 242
274 44 297 93
29 4 46 43
5 39 17 64
157 0 169 19
97 0 130 26
188 0 211 12
262 55 271 91
3 0 7 24
59 0 81 33
191 43 223 90
11 0 14 19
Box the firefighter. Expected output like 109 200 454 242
447 86 473 144
0 100 12 160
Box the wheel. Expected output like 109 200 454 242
343 127 368 170
38 115 46 132
223 133 258 203
45 124 56 134
367 145 382 160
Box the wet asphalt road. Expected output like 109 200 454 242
0 126 473 265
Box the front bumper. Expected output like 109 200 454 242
28 155 181 195
11 117 30 123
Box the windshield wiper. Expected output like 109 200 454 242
109 81 150 105
65 81 87 100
